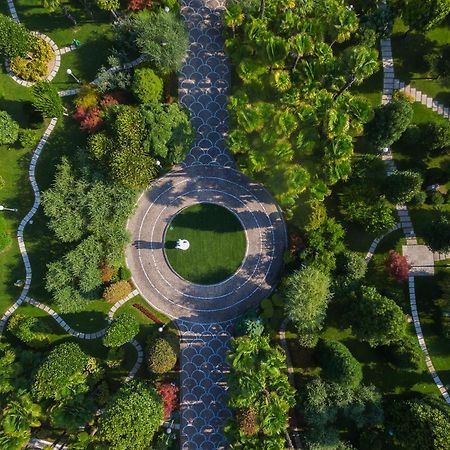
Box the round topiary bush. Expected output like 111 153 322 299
103 280 133 304
316 339 362 389
147 334 178 374
10 36 54 82
0 110 19 145
103 312 139 348
132 67 163 104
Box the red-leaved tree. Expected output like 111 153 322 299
128 0 152 10
385 250 411 282
158 383 179 420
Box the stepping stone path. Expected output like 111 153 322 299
380 9 450 404
126 1 287 448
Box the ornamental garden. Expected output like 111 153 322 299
0 0 449 450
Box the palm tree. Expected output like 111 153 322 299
224 4 245 36
290 33 314 71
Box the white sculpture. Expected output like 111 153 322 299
175 239 190 251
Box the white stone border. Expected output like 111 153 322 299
0 118 58 335
379 6 450 404
4 32 68 87
365 223 402 263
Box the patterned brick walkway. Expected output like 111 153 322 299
126 1 287 448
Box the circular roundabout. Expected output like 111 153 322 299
164 203 247 285
126 165 287 323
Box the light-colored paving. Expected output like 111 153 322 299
365 223 401 263
380 16 450 404
402 245 435 276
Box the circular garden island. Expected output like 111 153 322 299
164 203 247 285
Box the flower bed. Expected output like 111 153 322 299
132 303 164 325
10 35 54 82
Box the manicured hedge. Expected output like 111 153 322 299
147 334 178 374
103 312 139 348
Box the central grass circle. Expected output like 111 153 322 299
164 203 246 285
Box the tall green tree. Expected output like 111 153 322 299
0 14 30 59
96 381 163 450
423 214 450 253
283 266 331 347
31 81 64 119
400 0 450 32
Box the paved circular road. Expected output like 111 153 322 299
126 164 286 324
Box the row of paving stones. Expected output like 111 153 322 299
0 118 58 335
409 277 450 404
365 223 401 263
395 80 450 120
380 25 449 402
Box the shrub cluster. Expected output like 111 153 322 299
0 110 19 145
7 314 52 349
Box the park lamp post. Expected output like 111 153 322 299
158 323 168 333
0 205 18 212
66 68 80 84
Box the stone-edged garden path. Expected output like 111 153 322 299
380 27 450 405
126 1 287 448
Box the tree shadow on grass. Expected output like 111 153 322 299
60 310 109 334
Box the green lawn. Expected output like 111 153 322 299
391 16 450 105
164 203 247 284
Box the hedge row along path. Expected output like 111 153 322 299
126 0 287 448
380 7 450 404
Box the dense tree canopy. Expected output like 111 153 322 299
423 214 450 253
226 334 295 448
225 0 378 215
96 381 163 450
395 0 450 33
283 265 331 347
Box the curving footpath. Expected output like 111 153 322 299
380 16 450 404
126 1 287 448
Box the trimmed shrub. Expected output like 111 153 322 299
7 314 52 349
119 266 132 281
158 383 178 420
18 129 38 148
388 335 421 369
103 280 133 304
316 339 363 389
132 67 163 104
10 37 54 82
0 13 31 59
103 312 139 348
0 216 11 252
0 110 19 145
147 335 178 374
31 81 64 118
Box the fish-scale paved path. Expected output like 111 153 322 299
126 1 287 448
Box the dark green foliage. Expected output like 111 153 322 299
388 335 422 369
103 312 139 347
6 314 52 349
18 129 38 148
0 110 19 145
427 44 450 81
411 190 427 206
422 122 450 153
301 217 345 272
385 170 423 204
147 335 178 374
386 395 450 449
423 214 450 253
0 216 11 252
334 251 367 292
88 104 192 188
49 395 96 432
119 266 132 280
350 286 407 347
132 67 163 103
302 377 383 448
96 380 164 450
226 335 295 448
367 94 413 149
316 339 363 388
399 0 450 32
429 190 445 205
32 343 89 401
284 266 331 347
134 10 189 71
42 158 135 312
0 13 31 59
31 81 64 119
